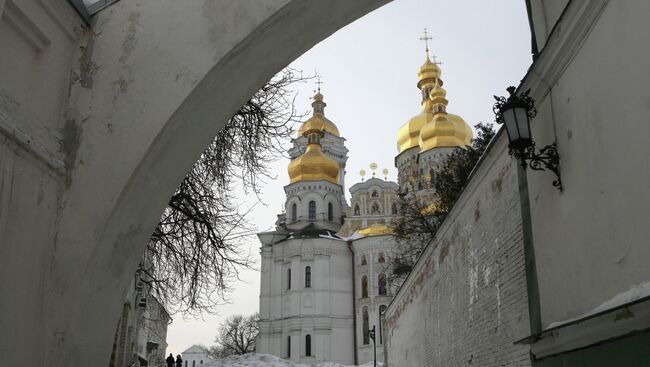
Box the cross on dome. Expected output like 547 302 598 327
419 28 432 54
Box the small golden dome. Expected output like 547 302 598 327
288 133 340 184
297 93 340 137
417 54 441 89
418 112 472 152
357 223 393 237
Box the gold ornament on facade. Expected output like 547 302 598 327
360 169 366 182
357 223 393 237
369 162 378 177
382 168 389 180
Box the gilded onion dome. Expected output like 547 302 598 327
418 76 472 152
297 92 340 137
397 54 442 153
288 128 340 185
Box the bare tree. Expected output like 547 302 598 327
208 313 260 358
141 69 311 315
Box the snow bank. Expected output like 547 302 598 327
203 353 382 367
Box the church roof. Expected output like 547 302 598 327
276 223 342 243
182 345 207 354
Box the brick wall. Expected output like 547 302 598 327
384 132 531 366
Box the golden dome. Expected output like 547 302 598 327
288 132 340 184
297 93 340 137
397 53 444 154
357 223 393 237
397 101 433 153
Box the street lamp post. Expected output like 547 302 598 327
369 325 377 367
493 86 562 191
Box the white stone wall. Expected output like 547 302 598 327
384 136 531 367
257 237 355 364
525 0 650 337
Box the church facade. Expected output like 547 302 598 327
256 48 472 364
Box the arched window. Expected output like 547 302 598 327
305 334 312 357
361 275 368 298
378 253 385 263
291 203 297 221
308 201 316 220
371 202 380 215
305 266 311 288
361 255 367 266
192 361 196 367
328 202 333 221
354 204 360 216
378 274 387 295
362 307 370 345
379 305 387 344
200 361 203 365
391 203 398 215
287 268 291 290
371 190 379 197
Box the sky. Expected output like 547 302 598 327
166 0 533 355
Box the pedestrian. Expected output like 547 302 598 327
166 353 175 367
175 354 183 367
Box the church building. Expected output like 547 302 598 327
256 45 472 365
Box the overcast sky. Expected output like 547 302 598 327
166 0 532 355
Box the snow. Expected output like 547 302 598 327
339 232 365 241
202 353 382 367
547 281 650 329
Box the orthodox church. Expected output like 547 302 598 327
256 46 472 365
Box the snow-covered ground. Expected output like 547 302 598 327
202 353 382 367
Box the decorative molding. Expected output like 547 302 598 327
0 94 65 177
521 0 610 103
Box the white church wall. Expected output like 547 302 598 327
258 237 354 364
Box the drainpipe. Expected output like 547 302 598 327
517 164 542 335
347 240 358 365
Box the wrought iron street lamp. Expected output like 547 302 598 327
494 86 563 191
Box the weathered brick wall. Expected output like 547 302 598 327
384 133 531 366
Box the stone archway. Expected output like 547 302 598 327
0 1 389 365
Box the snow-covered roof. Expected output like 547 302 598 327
182 344 208 354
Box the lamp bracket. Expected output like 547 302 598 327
510 140 563 191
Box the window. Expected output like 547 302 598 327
291 203 297 221
361 255 367 265
362 307 370 345
305 266 311 288
371 190 379 197
287 268 291 290
391 203 398 215
379 305 387 344
328 202 333 221
354 204 360 216
371 202 380 215
378 253 385 263
308 201 316 220
192 361 196 367
378 274 387 295
305 334 312 356
287 335 291 358
361 275 368 298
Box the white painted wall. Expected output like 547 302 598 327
0 1 389 365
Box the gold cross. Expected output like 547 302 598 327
315 77 324 93
431 54 443 66
419 28 433 54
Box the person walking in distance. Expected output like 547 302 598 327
175 354 183 367
166 353 175 367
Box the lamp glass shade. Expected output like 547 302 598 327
503 108 518 142
514 106 531 140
